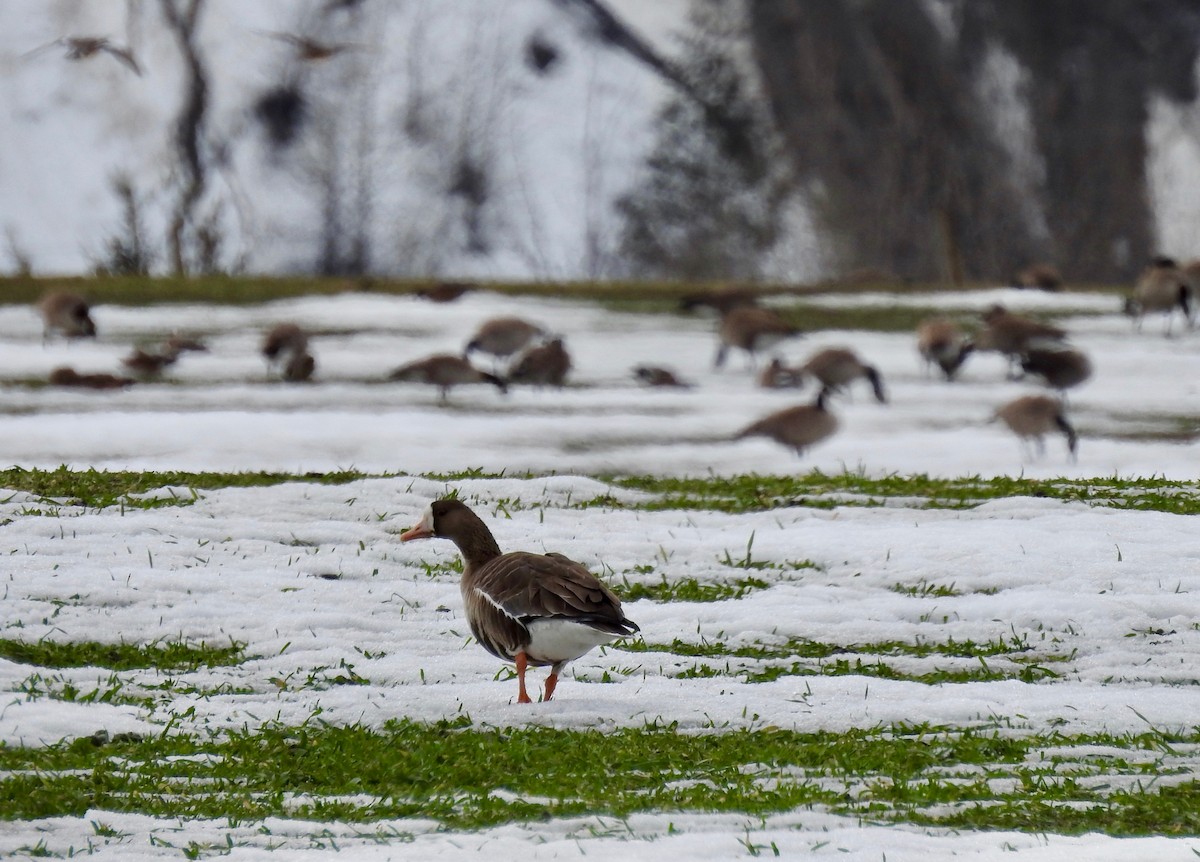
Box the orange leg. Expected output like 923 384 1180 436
515 651 533 704
543 671 559 702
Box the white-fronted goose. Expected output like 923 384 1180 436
1014 263 1063 291
975 305 1067 377
464 317 545 364
400 499 639 703
37 290 96 342
508 338 570 387
757 357 804 389
1020 346 1092 396
735 388 838 455
916 317 974 380
633 365 691 388
797 348 886 403
715 307 803 369
48 366 133 390
1124 257 1193 335
993 394 1077 461
389 354 506 403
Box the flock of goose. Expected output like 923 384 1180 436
32 255 1200 467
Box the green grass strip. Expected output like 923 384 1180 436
0 638 245 672
2 720 1198 836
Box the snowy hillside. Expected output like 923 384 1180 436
0 0 688 278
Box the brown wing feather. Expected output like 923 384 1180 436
472 552 633 632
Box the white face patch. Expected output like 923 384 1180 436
419 503 434 533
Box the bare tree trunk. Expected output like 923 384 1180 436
159 0 209 276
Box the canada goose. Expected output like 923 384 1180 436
400 499 639 703
1014 263 1063 291
757 357 805 389
389 354 506 403
508 338 571 387
993 394 1077 461
24 37 142 75
632 365 691 388
975 305 1067 378
1125 257 1193 335
47 367 133 390
1020 346 1092 396
714 306 803 369
464 317 545 365
916 317 974 380
261 323 312 380
734 388 838 455
37 290 96 342
797 348 886 403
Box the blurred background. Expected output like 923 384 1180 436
2 0 1199 286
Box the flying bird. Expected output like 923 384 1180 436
24 36 142 75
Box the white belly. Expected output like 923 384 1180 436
524 618 619 665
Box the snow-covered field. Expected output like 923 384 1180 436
4 287 1200 860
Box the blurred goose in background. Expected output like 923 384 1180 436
416 281 474 303
261 323 315 382
24 36 142 75
1020 345 1092 399
464 317 546 367
633 365 691 388
714 306 802 369
1125 256 1193 335
993 394 1077 462
734 388 838 455
122 346 180 379
1013 262 1063 291
400 498 639 703
48 367 133 390
389 354 506 403
37 290 96 343
796 347 886 403
508 338 571 387
916 317 973 381
975 305 1067 378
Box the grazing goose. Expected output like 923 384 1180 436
48 366 133 390
633 365 691 388
261 323 316 381
1020 346 1092 396
400 499 640 703
993 395 1077 461
416 282 473 303
714 306 803 369
1125 257 1193 335
734 388 838 455
916 317 974 380
1013 263 1063 291
389 354 506 403
975 306 1067 378
37 290 96 342
464 317 546 365
797 348 887 403
508 338 571 387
